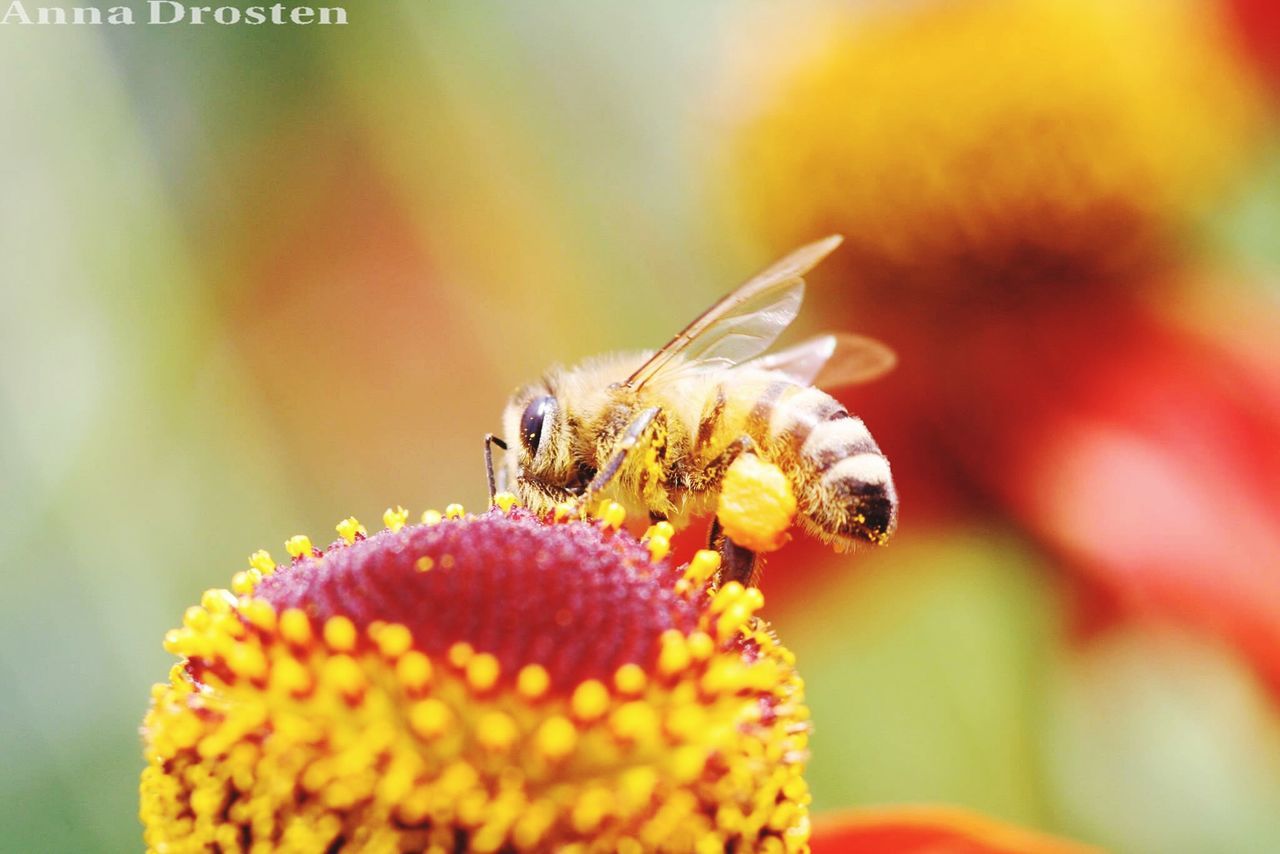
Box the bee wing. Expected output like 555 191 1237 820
625 235 843 391
748 333 897 388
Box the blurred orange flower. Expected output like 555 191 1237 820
810 806 1098 854
734 0 1264 297
731 0 1280 689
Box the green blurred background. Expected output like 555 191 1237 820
3 2 1279 851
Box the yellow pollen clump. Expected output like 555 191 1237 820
570 679 611 722
421 509 443 525
396 650 433 692
595 500 627 530
445 503 466 519
335 516 366 544
409 698 452 740
493 492 519 513
448 641 474 669
476 711 519 751
466 653 501 692
372 623 412 658
383 505 409 533
535 715 578 761
517 664 550 700
646 534 671 563
614 663 647 696
322 615 357 652
284 534 312 559
141 505 813 853
717 455 796 553
279 610 312 648
247 550 275 574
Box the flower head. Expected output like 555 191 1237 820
733 0 1263 298
141 501 810 852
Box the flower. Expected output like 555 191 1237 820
809 806 1099 854
140 500 812 853
733 0 1263 297
727 0 1280 692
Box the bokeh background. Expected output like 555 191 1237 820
2 0 1279 850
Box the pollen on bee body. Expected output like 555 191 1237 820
717 454 797 553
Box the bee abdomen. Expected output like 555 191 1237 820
768 387 897 545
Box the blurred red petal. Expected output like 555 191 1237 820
811 806 1098 854
1225 0 1280 94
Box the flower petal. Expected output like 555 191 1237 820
811 806 1099 854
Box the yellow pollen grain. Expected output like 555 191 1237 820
182 605 209 631
372 623 412 658
493 492 518 513
226 643 267 681
241 598 276 632
658 629 692 676
571 787 614 834
201 588 236 614
646 520 676 541
516 664 550 700
535 715 578 760
716 603 754 641
408 698 452 739
570 679 610 721
322 615 357 652
684 550 721 587
415 555 435 572
279 608 312 646
396 650 433 691
321 655 365 696
421 509 443 525
553 501 578 521
448 642 474 669
335 516 366 544
609 701 659 743
687 631 715 661
383 505 410 533
614 663 647 696
671 745 708 783
711 581 746 614
247 549 275 574
646 534 671 563
595 500 626 530
665 705 705 742
476 711 518 751
270 656 311 695
466 653 500 692
284 534 313 559
230 571 255 596
445 503 465 519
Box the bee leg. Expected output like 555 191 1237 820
484 434 508 503
582 406 661 508
707 516 759 589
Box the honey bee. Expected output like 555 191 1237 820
485 236 897 584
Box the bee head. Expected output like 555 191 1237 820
502 384 574 503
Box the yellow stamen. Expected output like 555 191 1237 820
284 534 313 559
335 516 366 544
383 506 409 533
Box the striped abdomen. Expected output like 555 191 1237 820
744 380 898 548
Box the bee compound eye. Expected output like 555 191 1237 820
519 395 557 456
